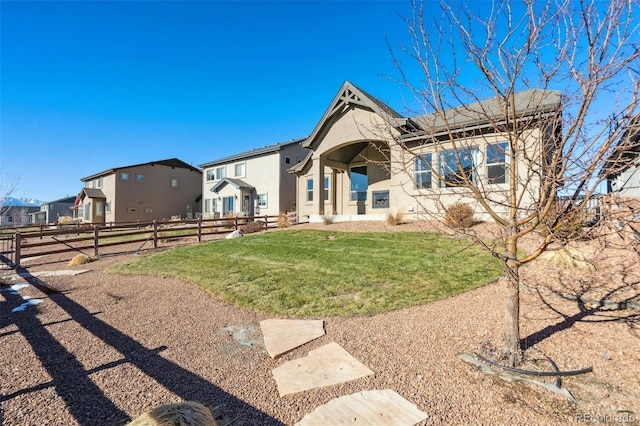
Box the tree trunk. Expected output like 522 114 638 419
503 234 522 366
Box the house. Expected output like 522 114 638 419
601 115 640 197
73 158 202 224
0 205 39 227
199 139 308 218
28 196 76 224
289 81 561 223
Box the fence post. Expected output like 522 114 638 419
93 226 99 257
15 232 21 269
264 215 268 230
197 218 202 243
234 217 238 230
153 220 158 248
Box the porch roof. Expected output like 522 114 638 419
210 177 255 194
79 188 106 200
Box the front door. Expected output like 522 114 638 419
243 194 251 216
350 166 368 214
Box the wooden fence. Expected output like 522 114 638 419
1 214 289 268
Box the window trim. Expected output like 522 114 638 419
258 193 268 208
414 153 432 190
306 178 313 203
486 141 509 185
234 162 245 178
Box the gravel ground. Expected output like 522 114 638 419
1 221 639 425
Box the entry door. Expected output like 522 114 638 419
222 196 234 216
243 194 252 216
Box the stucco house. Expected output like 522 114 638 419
199 139 308 218
73 158 202 224
290 81 561 223
28 196 76 224
0 205 39 227
601 115 640 197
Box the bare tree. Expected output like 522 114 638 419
386 0 640 365
0 174 19 226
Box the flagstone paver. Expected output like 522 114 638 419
260 319 325 358
295 389 428 426
272 342 374 396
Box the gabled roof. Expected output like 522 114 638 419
79 188 106 199
303 81 404 150
199 138 306 169
210 177 255 194
45 196 77 204
81 158 200 181
406 89 562 138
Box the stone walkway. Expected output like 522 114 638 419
260 319 428 425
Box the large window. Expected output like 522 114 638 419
234 162 245 177
439 147 478 188
487 142 509 184
204 198 212 213
216 166 225 180
324 176 330 201
306 178 313 202
415 154 432 189
350 166 367 201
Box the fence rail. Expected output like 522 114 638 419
2 215 286 268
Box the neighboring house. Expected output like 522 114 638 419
28 196 76 224
0 205 39 227
73 158 202 224
601 115 640 197
199 139 308 218
289 81 561 223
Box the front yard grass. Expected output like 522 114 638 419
107 229 503 317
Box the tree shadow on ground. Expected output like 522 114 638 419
520 281 640 351
0 266 283 425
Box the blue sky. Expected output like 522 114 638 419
1 0 417 202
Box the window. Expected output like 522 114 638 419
216 166 225 180
95 201 104 217
144 207 153 214
106 202 111 213
258 193 268 208
487 142 509 184
171 177 179 188
121 172 129 181
415 154 432 189
204 199 212 213
350 166 368 201
222 196 234 215
206 169 215 181
306 178 313 202
135 173 145 183
97 177 103 188
128 207 137 213
285 157 291 164
439 147 478 188
372 191 390 209
234 162 245 177
324 176 330 201
212 198 218 213
92 180 96 188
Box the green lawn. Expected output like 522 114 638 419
107 229 503 317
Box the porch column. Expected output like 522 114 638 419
331 169 338 215
315 156 325 216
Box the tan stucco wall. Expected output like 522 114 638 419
201 144 308 218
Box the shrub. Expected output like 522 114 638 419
539 204 586 241
241 221 265 234
445 203 474 229
322 215 335 225
386 212 403 226
278 213 290 229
